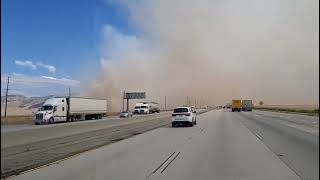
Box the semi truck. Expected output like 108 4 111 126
242 100 253 111
134 102 160 114
34 97 107 124
232 99 242 112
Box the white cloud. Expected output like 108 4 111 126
41 76 57 80
15 60 37 70
14 60 56 74
41 76 80 84
37 62 56 74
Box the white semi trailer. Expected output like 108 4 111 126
34 97 107 125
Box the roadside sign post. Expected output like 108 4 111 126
122 91 125 112
127 98 129 112
165 96 166 111
123 92 146 112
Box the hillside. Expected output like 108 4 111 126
1 95 54 116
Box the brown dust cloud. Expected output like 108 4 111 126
82 0 319 111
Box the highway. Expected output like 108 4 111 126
1 112 172 133
1 110 206 178
1 112 172 148
5 110 318 180
237 110 319 180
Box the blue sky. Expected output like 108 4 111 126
1 0 135 96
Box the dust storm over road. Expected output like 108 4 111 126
83 0 319 111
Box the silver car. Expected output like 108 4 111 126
120 111 133 118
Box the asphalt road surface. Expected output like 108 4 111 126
7 110 318 180
1 112 172 133
237 110 319 180
1 110 207 178
1 111 173 148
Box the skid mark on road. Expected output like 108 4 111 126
160 152 180 173
253 131 263 140
145 152 181 179
152 152 176 174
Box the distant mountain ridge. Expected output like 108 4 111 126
1 95 55 116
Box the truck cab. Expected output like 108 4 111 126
34 98 67 124
134 103 149 114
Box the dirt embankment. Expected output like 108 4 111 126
254 105 319 116
1 115 34 125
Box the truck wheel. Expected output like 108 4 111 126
49 117 54 124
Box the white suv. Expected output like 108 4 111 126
172 107 197 127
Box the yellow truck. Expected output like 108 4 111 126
232 99 242 112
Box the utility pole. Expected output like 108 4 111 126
164 96 167 111
4 76 9 117
186 96 189 106
68 87 71 97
